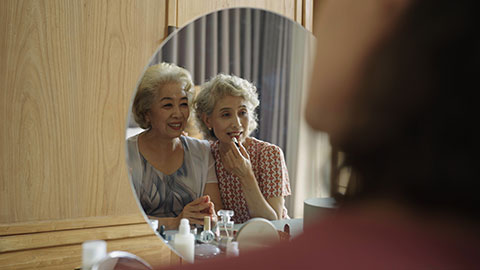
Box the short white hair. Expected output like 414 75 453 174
132 63 194 129
194 74 260 140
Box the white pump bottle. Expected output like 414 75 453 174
173 218 195 263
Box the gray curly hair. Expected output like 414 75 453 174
194 74 260 141
132 63 194 129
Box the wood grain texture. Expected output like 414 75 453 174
167 0 178 27
0 1 177 266
0 222 155 253
303 0 313 31
0 214 145 236
0 0 166 224
312 0 324 35
176 0 297 28
0 234 179 270
295 0 303 24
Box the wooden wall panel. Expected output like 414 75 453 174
0 1 180 268
303 0 314 31
0 0 166 224
0 214 144 236
175 0 297 28
312 0 324 34
0 217 180 269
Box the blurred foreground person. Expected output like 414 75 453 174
158 0 480 268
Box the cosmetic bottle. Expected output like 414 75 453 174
82 240 107 270
216 210 234 239
173 218 195 263
226 240 239 257
200 216 215 244
148 219 159 232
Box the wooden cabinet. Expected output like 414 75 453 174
0 0 312 269
172 0 312 30
175 0 298 27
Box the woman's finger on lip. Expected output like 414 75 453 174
232 137 240 147
229 141 242 158
229 148 240 160
228 141 237 151
238 143 249 159
228 139 239 152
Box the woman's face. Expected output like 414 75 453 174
145 82 189 139
204 95 250 144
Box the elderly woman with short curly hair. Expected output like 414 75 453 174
127 63 223 230
194 74 291 223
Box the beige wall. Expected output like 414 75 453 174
0 0 312 269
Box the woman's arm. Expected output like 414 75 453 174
203 148 224 213
239 171 280 220
223 141 280 220
266 196 285 220
204 183 224 212
149 196 215 230
204 183 223 224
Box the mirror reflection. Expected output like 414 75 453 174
126 7 331 261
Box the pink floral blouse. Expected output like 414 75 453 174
211 137 291 223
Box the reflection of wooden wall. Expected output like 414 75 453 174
0 0 312 269
172 0 303 27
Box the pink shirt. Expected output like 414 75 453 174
211 137 291 223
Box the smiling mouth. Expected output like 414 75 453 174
168 123 182 130
227 132 243 139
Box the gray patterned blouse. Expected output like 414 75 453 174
126 134 217 217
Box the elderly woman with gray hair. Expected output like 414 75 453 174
194 74 291 223
127 63 223 230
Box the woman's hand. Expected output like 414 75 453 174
177 195 216 226
223 140 255 179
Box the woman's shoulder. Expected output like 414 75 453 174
126 133 140 143
182 135 209 145
126 133 141 154
249 137 283 153
181 135 211 152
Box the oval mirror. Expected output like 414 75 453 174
125 7 331 262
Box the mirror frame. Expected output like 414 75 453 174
125 7 327 259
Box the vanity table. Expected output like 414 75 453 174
194 218 303 261
163 218 303 241
160 218 304 263
265 218 304 238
